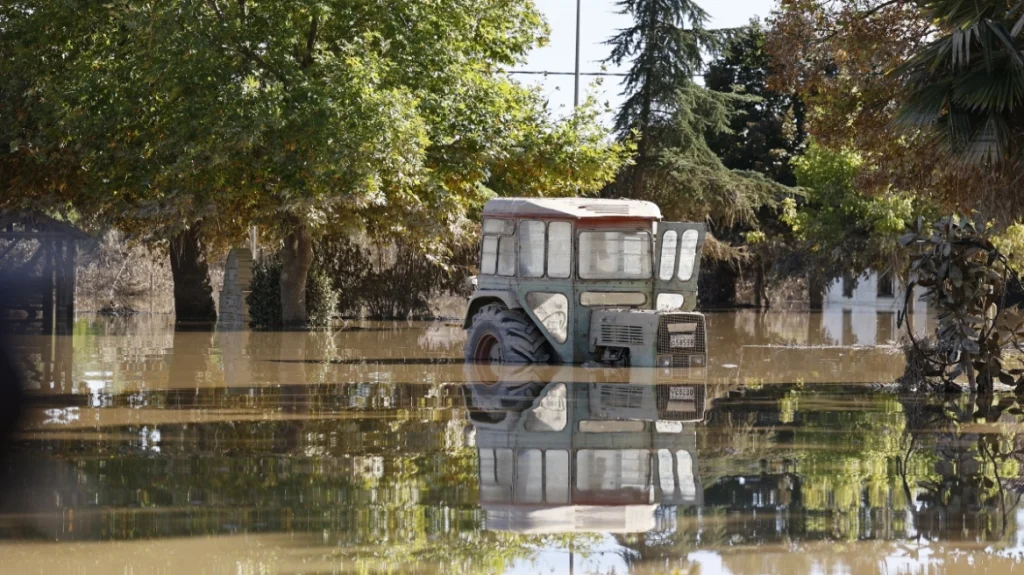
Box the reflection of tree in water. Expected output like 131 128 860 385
614 387 1024 569
898 394 1024 544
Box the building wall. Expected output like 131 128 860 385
822 271 931 345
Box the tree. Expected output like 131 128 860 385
704 21 806 187
703 22 807 306
604 2 792 308
784 141 921 306
604 0 727 199
891 0 1024 215
3 1 627 327
765 0 1024 222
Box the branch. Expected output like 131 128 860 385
303 13 320 69
200 2 290 88
814 0 906 45
203 0 225 19
237 45 290 88
858 0 904 21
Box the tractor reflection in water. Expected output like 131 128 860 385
463 364 705 533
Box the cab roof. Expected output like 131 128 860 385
482 197 662 220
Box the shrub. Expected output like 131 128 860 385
247 259 282 329
305 266 338 328
899 215 1024 398
247 256 339 329
362 240 474 320
313 235 371 317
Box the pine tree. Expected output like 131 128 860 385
606 3 800 306
605 0 725 199
605 1 788 230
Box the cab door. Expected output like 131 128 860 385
654 223 707 312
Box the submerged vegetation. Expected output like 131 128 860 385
899 216 1024 402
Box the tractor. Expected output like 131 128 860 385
463 197 707 367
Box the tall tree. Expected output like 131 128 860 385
704 22 806 186
892 0 1024 216
605 3 794 307
764 0 1024 220
605 0 727 199
3 1 627 327
702 22 807 306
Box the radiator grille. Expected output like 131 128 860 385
599 385 645 409
657 314 707 367
657 384 706 422
599 324 645 346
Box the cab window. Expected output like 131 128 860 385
481 218 514 277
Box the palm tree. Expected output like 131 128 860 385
894 0 1024 168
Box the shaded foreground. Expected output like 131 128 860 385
3 312 1024 574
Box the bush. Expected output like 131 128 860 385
313 235 371 317
313 233 474 320
305 266 338 328
247 259 282 329
247 256 339 329
362 240 475 320
899 214 1024 397
248 233 473 326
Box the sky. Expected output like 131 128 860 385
517 0 777 120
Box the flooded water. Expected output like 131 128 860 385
3 310 1024 574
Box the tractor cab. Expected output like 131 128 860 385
464 198 707 366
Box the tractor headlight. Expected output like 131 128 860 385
657 354 673 368
690 354 705 367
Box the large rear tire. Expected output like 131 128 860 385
461 364 547 425
464 303 552 365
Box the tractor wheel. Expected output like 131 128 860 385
464 303 552 365
461 364 547 425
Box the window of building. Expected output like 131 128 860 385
877 272 894 298
842 274 855 298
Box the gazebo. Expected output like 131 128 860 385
0 212 90 334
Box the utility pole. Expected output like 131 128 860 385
574 0 581 108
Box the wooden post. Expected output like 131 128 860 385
56 239 76 334
41 240 55 335
67 240 77 329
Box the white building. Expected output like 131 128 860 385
822 271 932 346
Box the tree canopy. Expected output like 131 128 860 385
765 0 1024 221
1 0 628 323
604 0 791 244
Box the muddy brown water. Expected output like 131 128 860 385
3 311 1024 574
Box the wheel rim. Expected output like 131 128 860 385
474 334 503 364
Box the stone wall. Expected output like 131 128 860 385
217 248 253 330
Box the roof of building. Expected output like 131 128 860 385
482 197 662 220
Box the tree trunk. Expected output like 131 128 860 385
169 223 217 325
280 218 313 328
808 273 825 310
754 257 767 309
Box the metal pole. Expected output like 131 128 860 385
574 0 581 108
